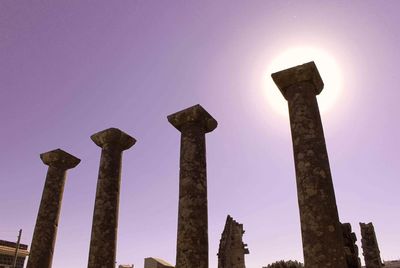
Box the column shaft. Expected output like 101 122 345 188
27 167 66 268
88 146 122 268
88 128 135 268
168 104 217 268
272 62 347 268
27 148 80 268
176 123 208 268
287 82 346 267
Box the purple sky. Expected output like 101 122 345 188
1 1 399 267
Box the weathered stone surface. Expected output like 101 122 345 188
168 104 217 133
27 149 80 268
91 127 135 151
341 223 361 268
360 222 383 268
272 62 347 268
168 104 217 268
217 215 249 268
40 148 81 169
272 61 323 100
88 128 135 268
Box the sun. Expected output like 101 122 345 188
264 46 343 116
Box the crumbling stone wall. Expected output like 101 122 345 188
341 223 361 268
217 215 249 268
360 222 383 268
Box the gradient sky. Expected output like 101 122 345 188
1 1 399 267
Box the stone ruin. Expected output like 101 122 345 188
87 128 136 268
272 62 347 268
217 215 249 268
341 222 361 268
27 149 80 268
24 62 390 268
168 104 217 268
360 222 383 268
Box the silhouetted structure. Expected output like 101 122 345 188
360 222 383 268
27 149 80 268
341 223 361 268
144 257 174 268
217 215 249 268
272 62 347 268
0 240 29 268
168 104 217 268
88 128 136 268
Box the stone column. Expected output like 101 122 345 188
88 128 136 268
168 104 217 268
272 62 347 268
27 149 80 268
360 222 383 268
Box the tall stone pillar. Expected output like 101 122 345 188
272 62 347 268
360 222 383 268
27 149 80 268
88 128 136 268
168 104 217 268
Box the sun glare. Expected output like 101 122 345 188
265 46 343 116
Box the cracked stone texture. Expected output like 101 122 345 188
341 223 361 268
168 104 217 268
272 62 347 268
88 128 136 268
217 215 249 268
27 149 80 268
272 62 324 100
360 222 383 268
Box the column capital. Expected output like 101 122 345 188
91 128 136 151
167 104 217 133
271 61 324 100
40 149 80 169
